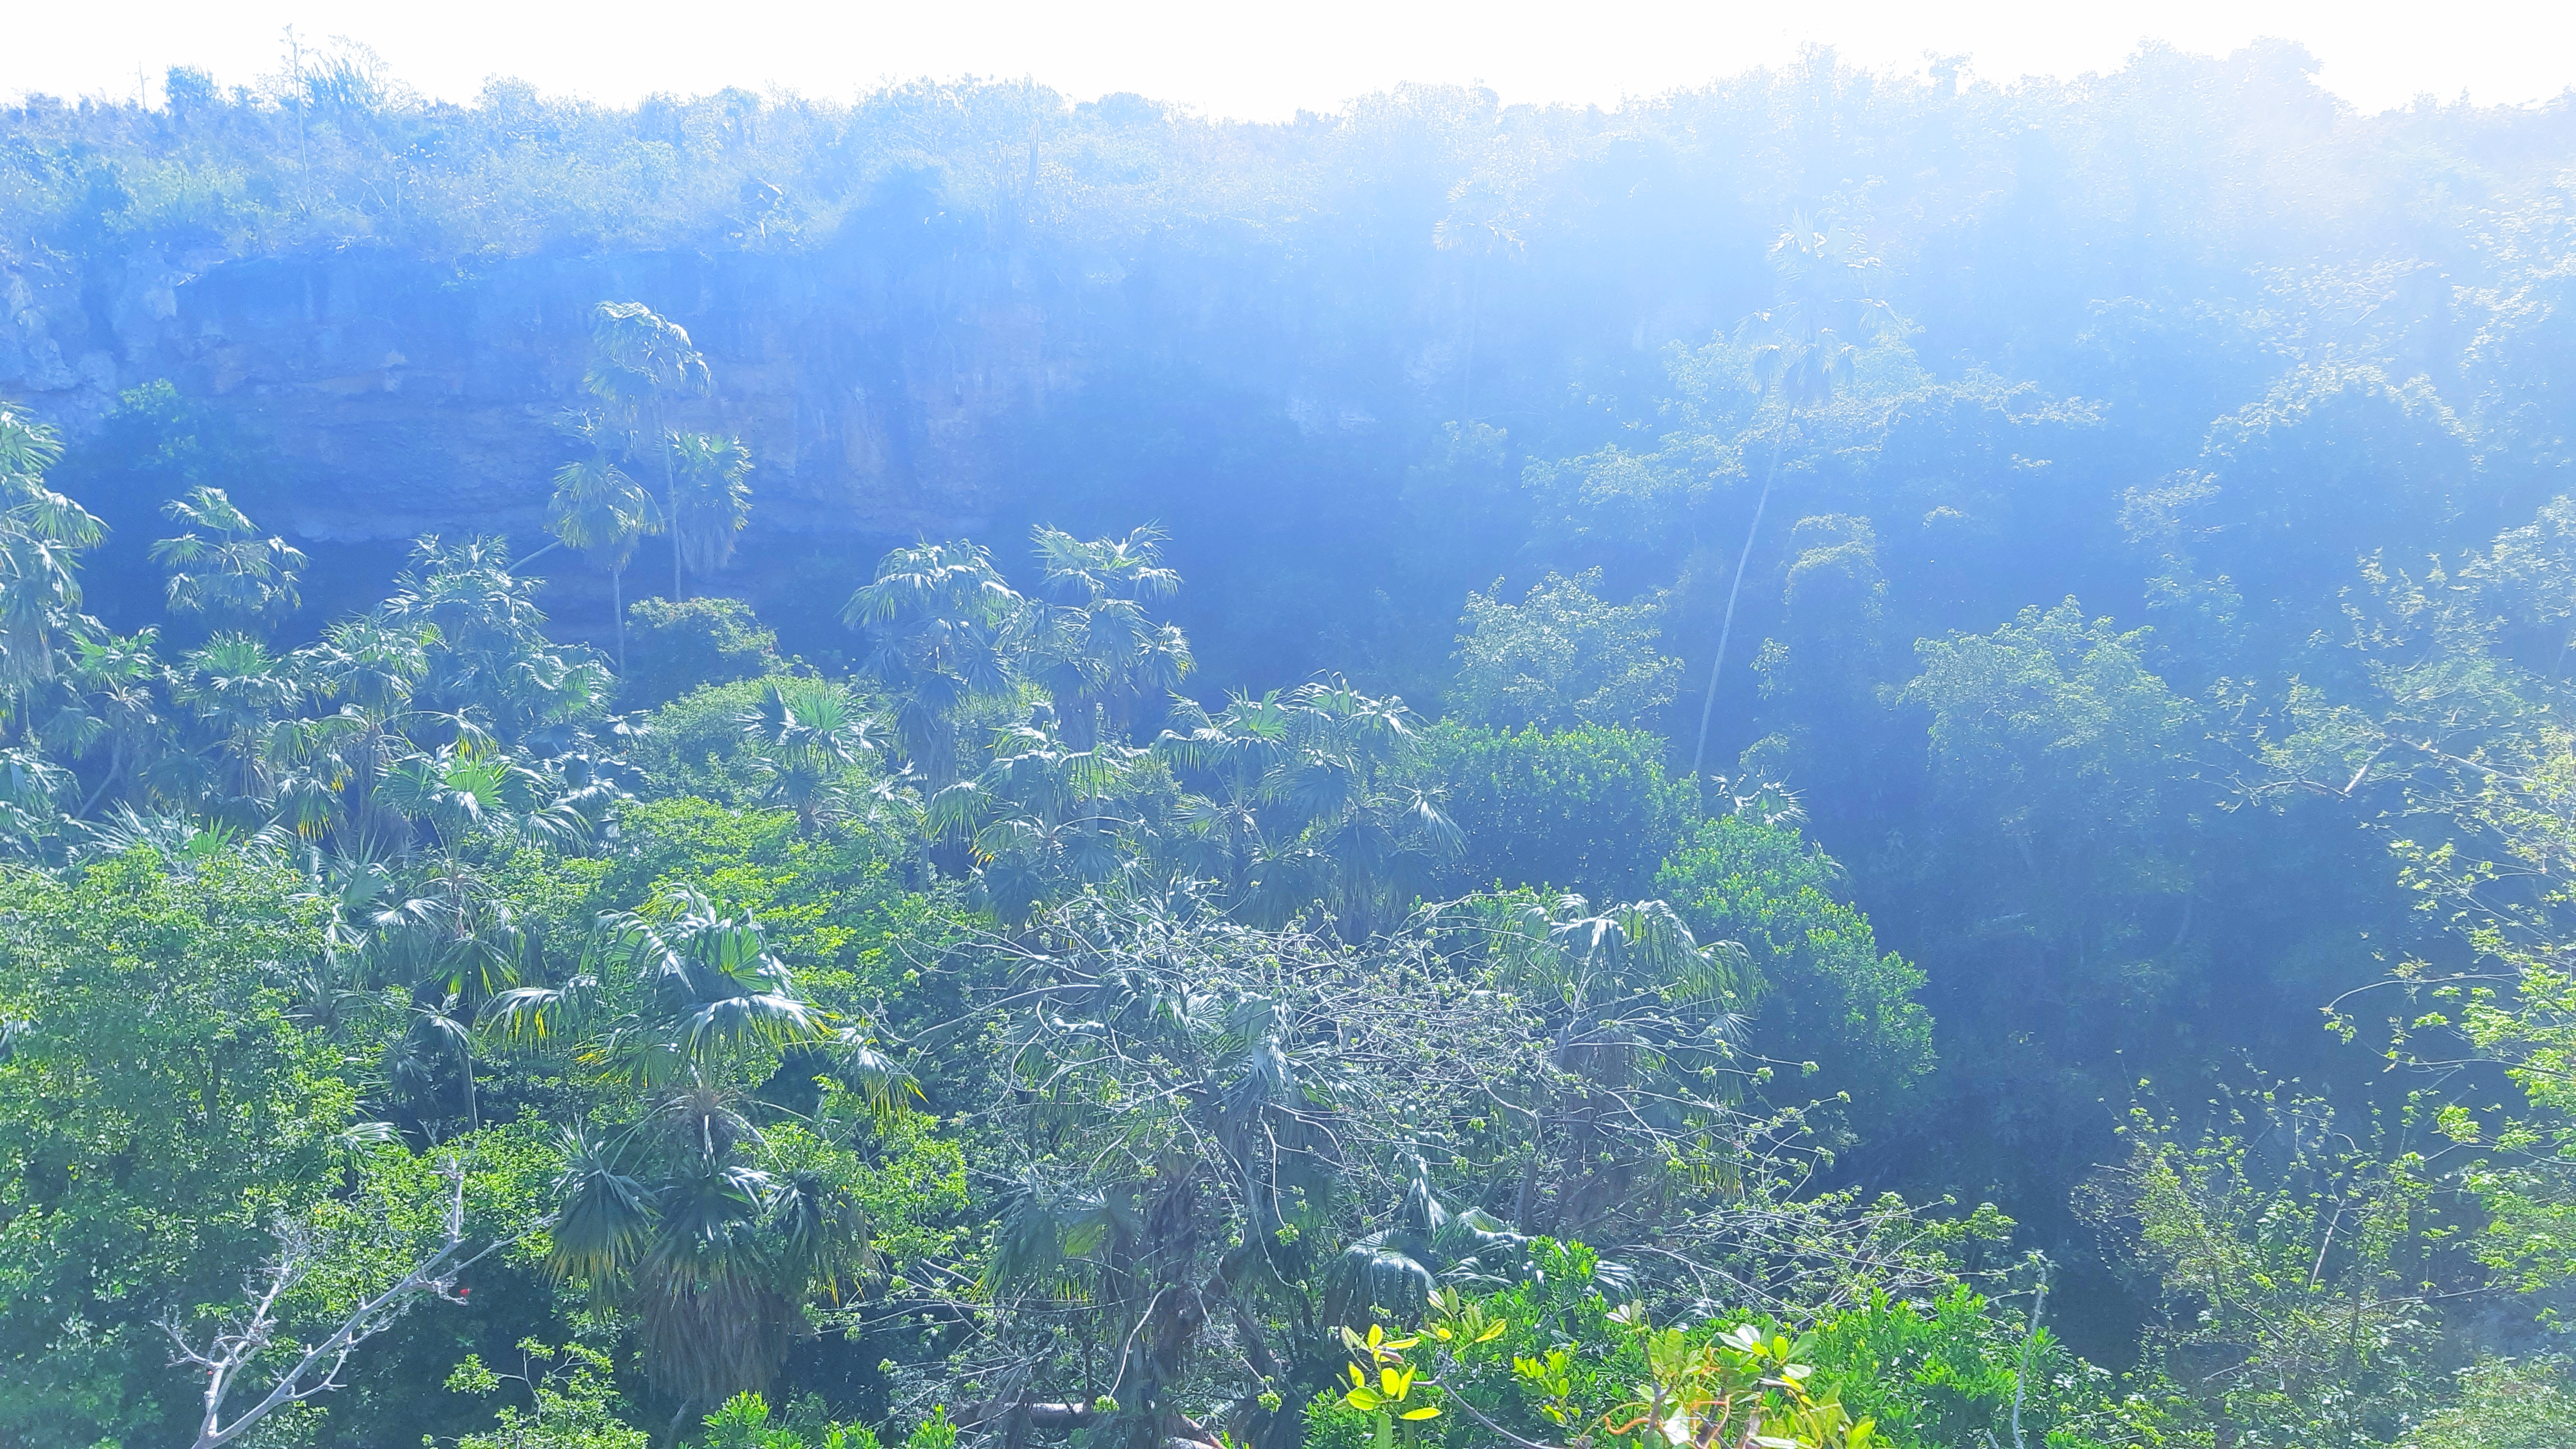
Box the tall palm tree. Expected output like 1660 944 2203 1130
151 487 309 632
378 536 616 737
0 406 106 704
585 301 714 600
0 743 70 855
1244 678 1459 941
546 410 661 673
1154 692 1293 893
1689 219 1895 777
266 615 436 848
482 886 899 1409
665 432 755 584
843 540 1026 787
1026 525 1191 747
925 722 1147 924
40 629 166 817
171 633 302 807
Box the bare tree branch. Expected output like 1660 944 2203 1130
161 1154 518 1449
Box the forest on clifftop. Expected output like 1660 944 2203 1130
5 39 2576 1449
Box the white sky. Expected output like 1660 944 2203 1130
7 0 2574 120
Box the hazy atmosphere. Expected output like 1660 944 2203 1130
7 7 2576 1449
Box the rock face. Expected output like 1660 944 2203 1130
0 181 1701 669
4 235 1086 550
0 183 1498 561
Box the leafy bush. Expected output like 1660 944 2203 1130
1416 721 1697 902
1451 570 1682 733
0 853 344 1445
1655 815 1933 1133
448 1341 649 1449
624 596 780 709
2402 1358 2576 1449
636 676 812 806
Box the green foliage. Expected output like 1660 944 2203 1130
152 486 307 631
477 867 941 1406
1306 1252 2154 1449
552 300 755 615
22 46 2576 1449
1415 722 1696 903
698 1389 880 1449
2078 1088 2467 1449
382 536 619 736
737 678 881 832
2148 363 2479 609
1450 570 1682 733
586 795 929 1010
1908 599 2203 852
2274 497 2576 1306
900 1404 955 1449
1750 514 1887 715
1655 816 1932 1133
1801 1287 2156 1449
625 598 781 711
0 852 345 1446
0 405 107 700
2400 1358 2576 1449
637 678 808 806
1317 1266 1896 1449
449 1340 650 1449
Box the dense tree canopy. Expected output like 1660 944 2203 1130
4 37 2576 1449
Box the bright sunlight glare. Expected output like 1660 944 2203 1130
7 0 2574 119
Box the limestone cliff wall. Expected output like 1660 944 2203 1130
0 194 1503 564
4 239 1092 546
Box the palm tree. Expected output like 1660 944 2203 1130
0 743 70 855
264 615 437 848
172 633 302 807
736 678 876 833
40 629 167 817
584 301 714 601
543 1096 872 1416
1026 525 1191 747
378 537 616 737
375 741 598 858
151 486 309 632
925 722 1147 924
481 886 900 1409
546 411 661 674
385 998 486 1135
345 849 542 1138
1244 678 1459 941
1153 692 1293 893
485 884 838 1081
665 432 755 584
1689 219 1895 778
0 406 106 703
843 540 1026 787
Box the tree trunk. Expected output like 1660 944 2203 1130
1690 427 1789 779
659 404 684 601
